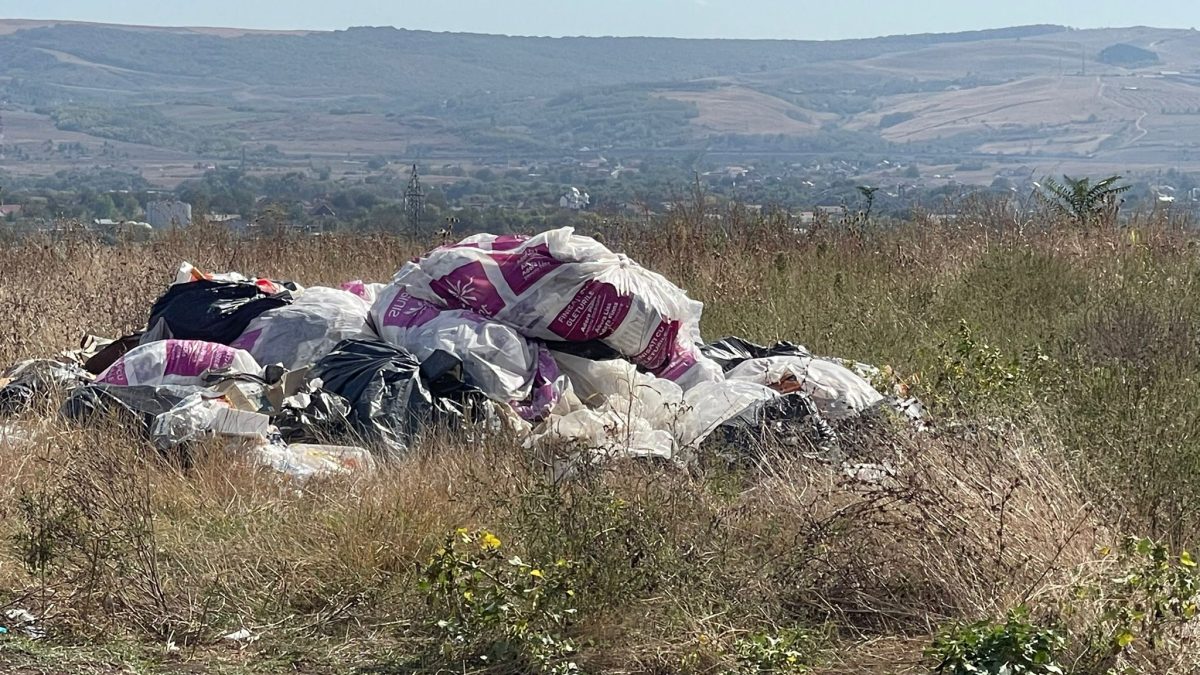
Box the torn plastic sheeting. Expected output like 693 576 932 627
230 286 370 371
3 608 45 639
147 278 294 345
674 380 781 448
309 339 499 456
700 390 838 457
725 356 885 420
703 336 881 380
174 261 301 296
60 383 204 433
1 422 36 448
532 352 685 460
96 340 262 388
531 408 677 461
529 374 829 461
370 285 566 420
0 359 91 415
390 227 720 389
151 393 271 451
545 356 816 458
700 336 812 371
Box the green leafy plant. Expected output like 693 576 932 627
419 528 581 674
928 320 1049 410
1037 175 1130 227
927 606 1066 675
731 628 816 674
1074 537 1199 671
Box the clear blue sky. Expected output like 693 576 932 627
2 0 1199 39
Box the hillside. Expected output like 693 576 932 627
3 20 1200 182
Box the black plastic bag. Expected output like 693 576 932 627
0 360 91 415
60 383 202 433
544 339 623 362
309 339 494 456
146 279 294 345
273 387 353 444
701 392 839 459
700 336 812 372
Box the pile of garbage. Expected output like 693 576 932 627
0 228 913 479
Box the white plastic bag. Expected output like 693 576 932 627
725 355 884 419
370 284 565 419
552 352 684 430
230 286 370 370
530 409 676 461
97 340 261 387
533 352 685 460
676 380 780 447
391 228 716 387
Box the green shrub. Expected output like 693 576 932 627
927 606 1066 675
419 528 581 674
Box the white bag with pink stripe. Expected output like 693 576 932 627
388 228 722 390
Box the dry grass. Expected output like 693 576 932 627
1 212 1199 672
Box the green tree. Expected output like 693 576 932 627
87 193 118 220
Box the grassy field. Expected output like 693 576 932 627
2 210 1200 673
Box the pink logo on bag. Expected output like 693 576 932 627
340 280 367 298
165 340 236 377
430 261 506 317
654 344 699 381
489 234 529 251
98 360 128 385
548 281 632 341
493 243 562 295
382 289 441 329
510 346 564 422
632 320 681 370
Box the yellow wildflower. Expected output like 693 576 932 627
480 532 502 550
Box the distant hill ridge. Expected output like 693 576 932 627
2 20 1199 169
0 21 1069 106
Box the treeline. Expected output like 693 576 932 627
44 105 241 154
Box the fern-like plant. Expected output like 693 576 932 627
1037 174 1130 227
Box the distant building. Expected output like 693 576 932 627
205 213 248 229
559 187 590 210
146 200 193 229
0 204 21 218
308 202 337 219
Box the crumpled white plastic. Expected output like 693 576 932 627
231 286 370 371
725 355 884 419
370 284 566 420
534 353 780 460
